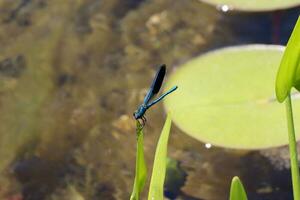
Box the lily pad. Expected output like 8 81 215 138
199 0 300 12
163 45 300 149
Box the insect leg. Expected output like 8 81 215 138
142 115 147 124
141 116 146 127
136 118 145 129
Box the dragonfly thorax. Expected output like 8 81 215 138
133 104 147 119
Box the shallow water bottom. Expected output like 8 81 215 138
0 0 299 199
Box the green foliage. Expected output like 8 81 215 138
148 115 172 200
229 176 248 200
200 0 300 11
164 45 300 149
275 16 300 103
130 122 147 200
275 17 300 200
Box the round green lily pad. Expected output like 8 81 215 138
164 45 300 149
199 0 300 12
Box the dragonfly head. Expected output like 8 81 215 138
133 111 139 119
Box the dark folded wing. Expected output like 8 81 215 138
143 64 166 104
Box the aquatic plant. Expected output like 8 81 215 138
147 115 172 200
229 176 247 200
130 122 147 200
130 115 171 200
275 16 300 200
164 45 300 149
199 0 300 12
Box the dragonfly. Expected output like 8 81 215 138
133 64 178 126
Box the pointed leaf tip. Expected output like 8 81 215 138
276 16 300 102
148 115 172 200
229 176 248 200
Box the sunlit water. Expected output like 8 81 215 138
0 0 299 199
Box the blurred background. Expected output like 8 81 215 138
0 0 299 199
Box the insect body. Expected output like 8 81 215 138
133 64 178 126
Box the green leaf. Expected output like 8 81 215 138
148 114 172 200
164 44 300 149
130 122 147 200
229 176 248 200
276 17 300 103
200 0 300 11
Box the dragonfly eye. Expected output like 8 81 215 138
133 112 138 119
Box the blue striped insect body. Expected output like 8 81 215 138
133 64 178 126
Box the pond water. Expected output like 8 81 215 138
0 0 299 200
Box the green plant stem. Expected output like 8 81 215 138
130 122 147 200
285 93 300 200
